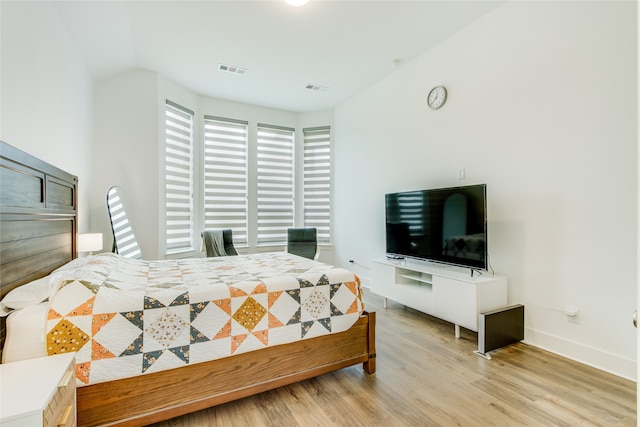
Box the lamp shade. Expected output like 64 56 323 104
78 233 103 253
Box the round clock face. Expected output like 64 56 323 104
428 86 447 110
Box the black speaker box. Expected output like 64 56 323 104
476 304 524 357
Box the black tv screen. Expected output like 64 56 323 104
385 184 487 270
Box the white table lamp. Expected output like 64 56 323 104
78 233 103 255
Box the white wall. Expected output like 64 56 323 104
334 1 637 379
1 1 93 232
92 70 160 258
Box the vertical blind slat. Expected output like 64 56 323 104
257 124 295 245
303 126 331 244
204 117 249 246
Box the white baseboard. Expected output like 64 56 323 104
524 327 636 382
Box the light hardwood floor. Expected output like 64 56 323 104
149 292 636 426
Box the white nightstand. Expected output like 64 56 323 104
1 353 76 427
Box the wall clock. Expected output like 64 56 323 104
428 85 447 110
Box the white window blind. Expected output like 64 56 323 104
164 100 194 254
203 116 249 246
303 126 331 244
256 124 295 245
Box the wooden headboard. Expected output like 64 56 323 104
0 141 78 354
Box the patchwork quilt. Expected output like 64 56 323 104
45 252 364 386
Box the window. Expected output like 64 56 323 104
163 107 331 253
256 124 295 245
303 126 331 244
164 101 194 254
203 116 249 246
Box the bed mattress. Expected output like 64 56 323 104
8 252 364 386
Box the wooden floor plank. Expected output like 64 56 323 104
148 293 636 427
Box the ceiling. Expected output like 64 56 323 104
53 0 504 112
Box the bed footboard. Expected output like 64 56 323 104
77 310 376 427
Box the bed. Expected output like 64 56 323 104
0 141 376 427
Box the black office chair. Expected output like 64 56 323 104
201 229 238 257
286 227 318 260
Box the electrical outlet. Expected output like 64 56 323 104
458 167 466 180
563 307 580 323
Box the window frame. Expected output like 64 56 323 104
164 100 195 255
202 115 250 247
302 126 332 245
256 123 296 246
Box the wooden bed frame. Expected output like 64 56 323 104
0 141 376 426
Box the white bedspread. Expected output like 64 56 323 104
43 252 364 385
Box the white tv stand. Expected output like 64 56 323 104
370 258 507 337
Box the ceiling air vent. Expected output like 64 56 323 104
218 64 247 75
305 84 330 92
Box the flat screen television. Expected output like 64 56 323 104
385 184 487 270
